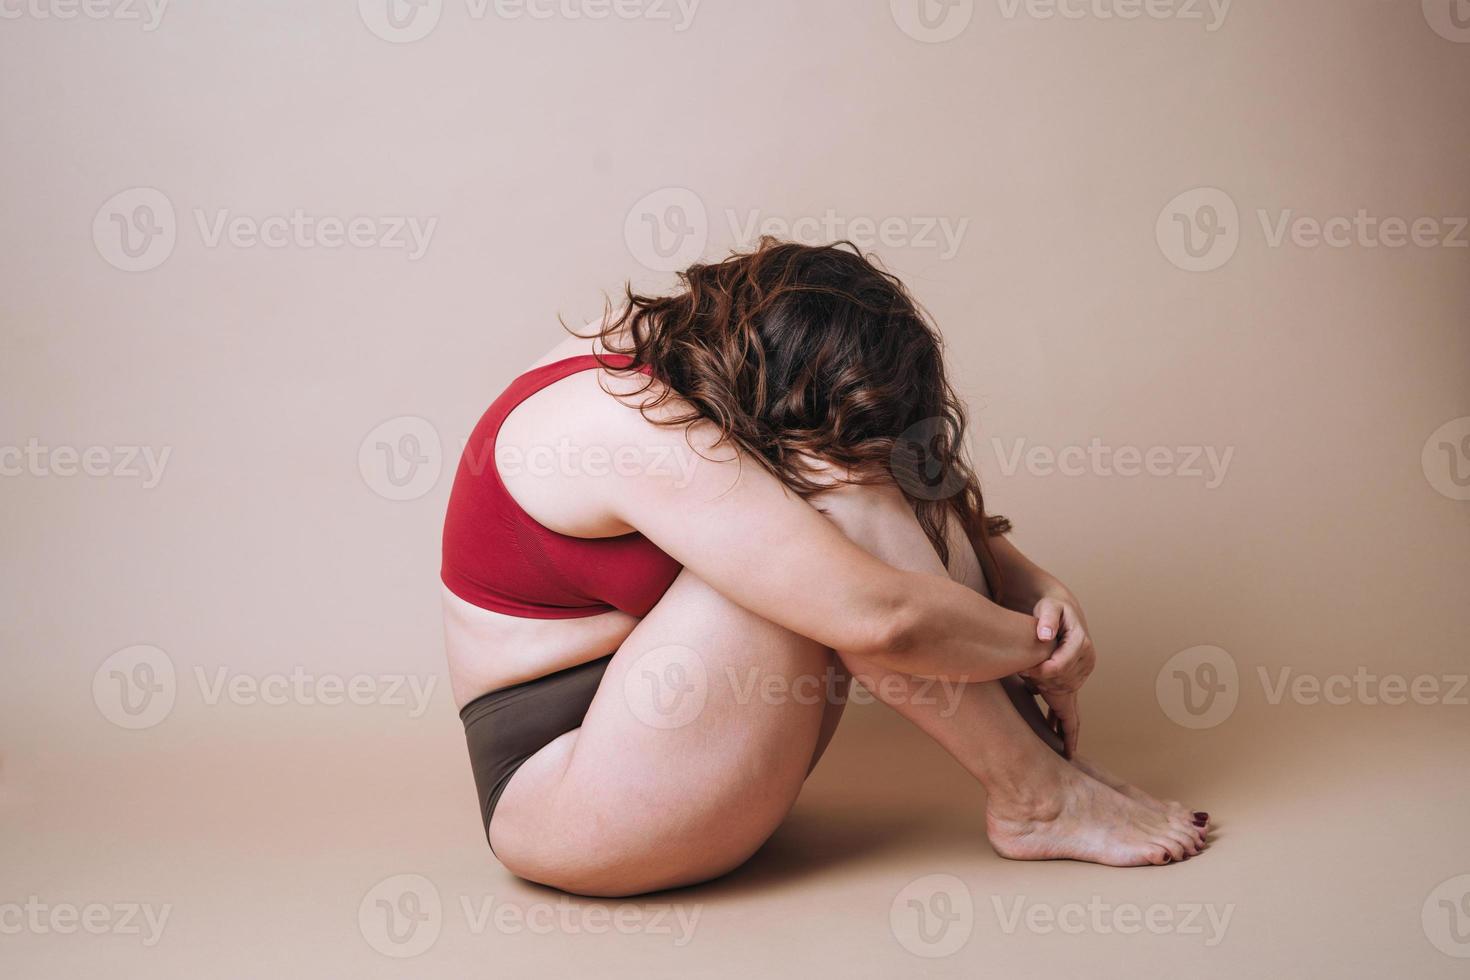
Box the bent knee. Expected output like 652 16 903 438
812 480 981 586
493 788 795 897
810 483 892 552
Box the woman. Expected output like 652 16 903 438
441 239 1209 897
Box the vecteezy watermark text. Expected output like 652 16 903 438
990 437 1234 489
358 0 701 44
0 898 171 947
995 0 1230 31
1258 210 1469 250
726 665 967 717
192 209 436 259
991 895 1233 945
0 440 171 488
193 666 437 718
0 0 169 30
1258 666 1467 708
725 209 969 261
488 439 701 488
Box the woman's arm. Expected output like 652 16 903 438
974 529 1094 757
600 406 1053 682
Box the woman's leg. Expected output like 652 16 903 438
488 565 843 896
490 482 1203 897
815 484 1206 865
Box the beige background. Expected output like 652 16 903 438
2 0 1468 976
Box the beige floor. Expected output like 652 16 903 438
5 692 1467 979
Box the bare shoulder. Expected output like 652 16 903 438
595 366 735 461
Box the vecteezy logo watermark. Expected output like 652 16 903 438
890 0 975 43
0 440 172 488
92 187 177 272
358 0 700 43
0 898 172 947
994 0 1231 31
358 0 445 42
1422 416 1470 501
1156 187 1240 272
1422 0 1470 43
1423 874 1470 958
358 873 701 957
989 437 1234 489
624 187 708 272
359 416 443 502
890 417 970 501
0 0 169 30
359 874 443 958
889 874 975 957
991 895 1234 945
622 644 708 730
1155 645 1238 730
92 188 438 271
93 645 177 730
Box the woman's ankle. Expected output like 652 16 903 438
981 748 1074 822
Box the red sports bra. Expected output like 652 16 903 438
441 354 683 619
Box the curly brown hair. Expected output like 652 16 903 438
575 237 1010 572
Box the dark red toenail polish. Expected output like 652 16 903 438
1193 812 1208 822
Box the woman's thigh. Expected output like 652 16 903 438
488 567 840 897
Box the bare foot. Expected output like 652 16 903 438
1070 754 1209 832
995 677 1210 833
986 759 1206 866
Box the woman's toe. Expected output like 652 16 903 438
1159 836 1187 862
1165 826 1199 856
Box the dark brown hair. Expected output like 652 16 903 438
577 237 1010 571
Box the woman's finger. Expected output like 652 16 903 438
1037 625 1086 680
1034 598 1063 642
1059 600 1084 636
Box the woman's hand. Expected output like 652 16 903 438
1020 593 1095 758
1029 686 1080 759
